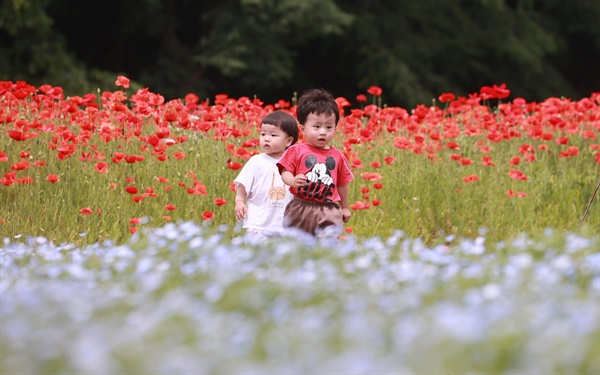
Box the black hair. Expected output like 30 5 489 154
261 110 299 146
296 88 339 126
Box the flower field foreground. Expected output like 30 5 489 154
0 79 599 245
1 222 599 373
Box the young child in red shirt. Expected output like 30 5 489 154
277 88 354 238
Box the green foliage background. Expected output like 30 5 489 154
1 0 599 107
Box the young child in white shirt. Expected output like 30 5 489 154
234 111 299 239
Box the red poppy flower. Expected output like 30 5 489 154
173 151 185 160
383 156 396 165
558 146 579 158
361 172 382 181
350 201 370 210
115 75 130 89
46 174 59 183
508 169 527 181
80 207 94 215
556 136 569 145
372 199 381 206
480 83 510 99
131 196 144 203
201 210 214 220
164 204 177 211
10 160 29 170
113 152 126 160
367 86 383 96
506 190 516 198
95 162 108 173
356 94 367 103
125 186 138 194
242 139 260 148
129 227 138 234
509 156 521 166
482 156 495 166
373 183 383 189
462 174 480 183
227 161 243 170
438 93 455 103
344 227 354 234
370 161 381 168
446 142 460 150
163 216 171 221
214 198 227 206
129 218 141 225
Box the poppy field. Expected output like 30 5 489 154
1 78 599 373
0 78 599 245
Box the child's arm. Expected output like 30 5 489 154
281 168 307 188
234 184 248 221
338 184 351 223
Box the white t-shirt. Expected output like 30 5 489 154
234 153 292 234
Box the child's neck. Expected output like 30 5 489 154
307 143 330 150
265 151 284 158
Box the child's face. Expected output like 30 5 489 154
260 123 293 158
300 113 336 149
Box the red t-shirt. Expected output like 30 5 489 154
277 143 354 204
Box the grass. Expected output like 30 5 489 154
0 81 599 245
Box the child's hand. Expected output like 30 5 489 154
342 208 352 223
291 174 307 188
235 201 247 221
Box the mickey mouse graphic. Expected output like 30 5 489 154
298 155 336 202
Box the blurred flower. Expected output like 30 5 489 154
367 86 383 96
438 92 455 103
95 162 108 173
115 75 130 89
383 156 396 165
201 210 215 220
214 198 227 206
46 174 59 183
227 161 243 170
361 172 382 181
508 169 527 181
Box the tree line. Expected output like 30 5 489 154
1 0 599 108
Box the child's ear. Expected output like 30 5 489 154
286 136 293 148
